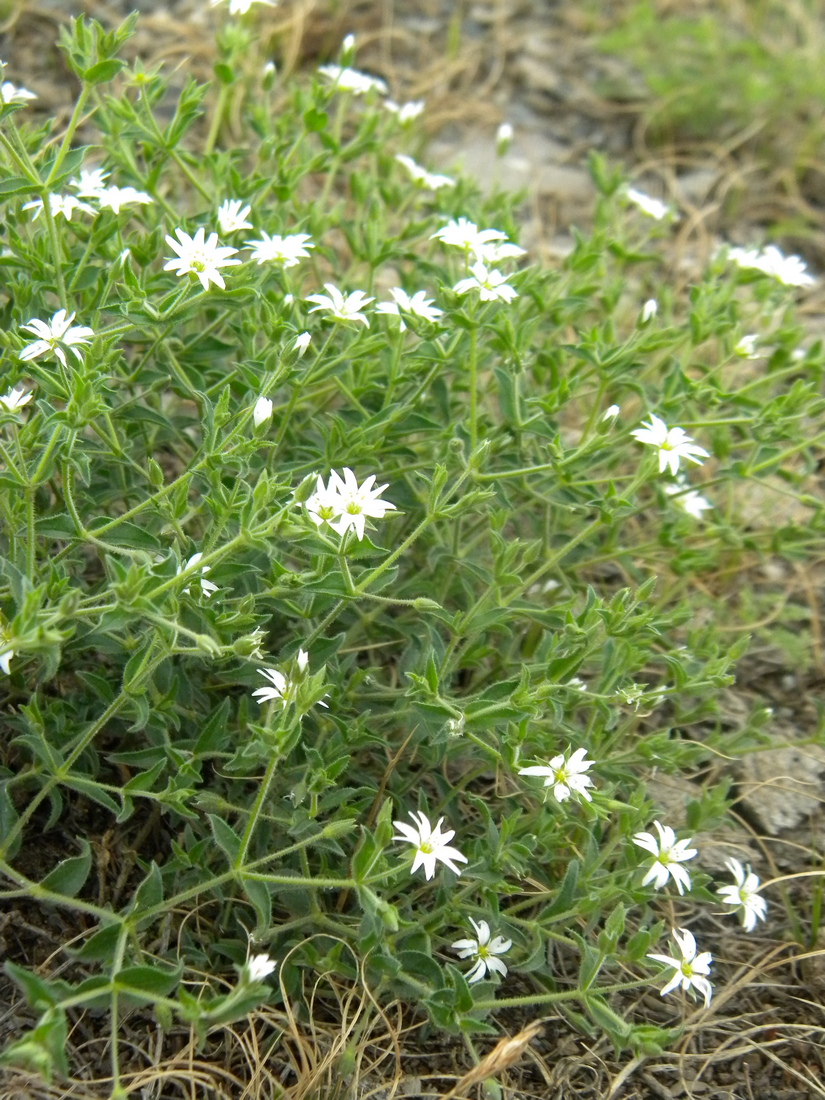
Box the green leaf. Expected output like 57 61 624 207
0 783 21 859
0 1007 68 1082
4 961 58 1010
0 176 40 197
130 861 163 916
116 963 182 1003
208 813 241 864
73 922 123 963
397 950 443 991
545 858 579 917
83 58 125 84
40 838 92 898
303 107 328 132
242 876 271 933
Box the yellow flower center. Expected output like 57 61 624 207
346 502 363 515
418 840 433 854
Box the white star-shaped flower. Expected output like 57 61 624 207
0 81 36 104
478 240 526 263
246 231 314 267
453 261 518 303
19 309 94 368
326 467 396 541
519 746 596 803
648 927 713 1007
431 217 507 257
210 0 276 13
631 414 709 476
96 185 153 214
22 193 95 221
717 858 767 932
217 199 253 233
725 244 815 288
0 620 14 675
252 666 290 705
318 64 388 95
70 167 110 198
163 227 241 290
395 154 455 191
451 918 512 983
306 284 374 326
663 480 713 520
392 809 468 880
178 552 219 598
734 333 761 358
375 287 443 330
0 386 32 413
624 186 677 221
384 99 425 122
633 820 697 895
245 953 277 981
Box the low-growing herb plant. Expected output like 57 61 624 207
0 8 822 1092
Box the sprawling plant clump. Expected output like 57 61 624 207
0 9 823 1091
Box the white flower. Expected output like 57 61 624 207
0 620 14 675
318 64 388 96
0 82 36 105
306 284 374 326
648 927 713 1007
726 244 816 288
615 683 667 710
395 154 455 191
179 552 218 598
19 309 94 368
163 227 241 290
453 261 518 303
210 0 276 13
734 333 761 358
384 99 425 122
631 414 709 477
253 395 273 427
496 122 513 153
326 467 396 541
663 480 713 520
0 386 32 413
375 287 443 329
293 331 311 355
96 185 153 214
602 404 620 422
452 918 512 983
519 746 596 803
624 186 676 221
245 953 277 981
252 654 327 708
431 217 507 256
252 666 291 705
218 199 253 234
304 473 345 528
480 240 526 263
70 167 110 198
641 298 658 323
717 858 767 932
22 193 95 221
392 809 468 879
633 820 697 895
246 231 314 267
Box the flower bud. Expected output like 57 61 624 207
496 122 513 156
253 395 273 427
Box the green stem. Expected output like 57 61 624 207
45 86 92 187
234 754 280 869
204 83 232 156
468 325 478 452
472 978 649 1011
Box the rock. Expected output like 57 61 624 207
734 744 825 835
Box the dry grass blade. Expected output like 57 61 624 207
439 1020 543 1100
